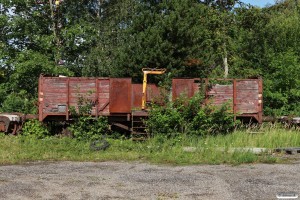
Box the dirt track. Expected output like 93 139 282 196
0 160 299 200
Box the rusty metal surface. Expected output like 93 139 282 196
97 79 110 114
0 116 9 132
132 84 143 109
147 84 160 101
207 79 262 122
109 78 132 113
132 84 162 109
39 76 112 121
235 80 259 114
207 84 233 105
172 78 263 123
39 76 68 121
39 76 133 120
172 79 195 100
208 79 263 123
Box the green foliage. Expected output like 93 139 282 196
120 1 217 79
145 103 184 136
22 119 50 138
69 93 94 117
191 103 236 135
68 91 110 141
0 90 37 114
263 50 300 115
146 94 235 136
0 50 73 113
69 116 109 141
10 50 73 96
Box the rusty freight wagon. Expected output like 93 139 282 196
0 73 263 138
38 74 163 138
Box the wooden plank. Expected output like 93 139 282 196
236 99 259 104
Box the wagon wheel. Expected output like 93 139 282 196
11 123 18 135
0 116 11 133
11 122 23 135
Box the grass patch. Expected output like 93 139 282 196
0 127 299 165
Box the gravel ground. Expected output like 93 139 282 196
0 159 300 200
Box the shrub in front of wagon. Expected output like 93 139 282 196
22 119 50 138
69 116 109 141
146 103 184 137
146 94 235 137
191 103 235 136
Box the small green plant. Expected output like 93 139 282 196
69 116 109 141
69 92 95 117
21 119 50 138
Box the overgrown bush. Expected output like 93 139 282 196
22 119 50 138
68 116 109 141
191 104 236 135
146 94 235 137
0 90 37 114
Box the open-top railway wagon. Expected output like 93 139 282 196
0 72 263 138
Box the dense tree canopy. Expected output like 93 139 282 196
0 0 300 116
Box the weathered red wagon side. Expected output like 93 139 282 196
38 75 163 138
172 78 263 123
38 75 135 122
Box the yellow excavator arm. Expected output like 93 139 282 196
142 68 166 110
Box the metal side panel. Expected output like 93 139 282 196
172 79 195 100
109 78 132 113
39 76 69 121
132 84 143 109
236 80 260 114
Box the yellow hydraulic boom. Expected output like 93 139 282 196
142 68 166 110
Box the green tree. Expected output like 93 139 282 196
114 0 219 81
261 2 300 115
82 0 138 77
230 6 269 78
0 0 95 112
231 0 300 115
263 51 300 115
